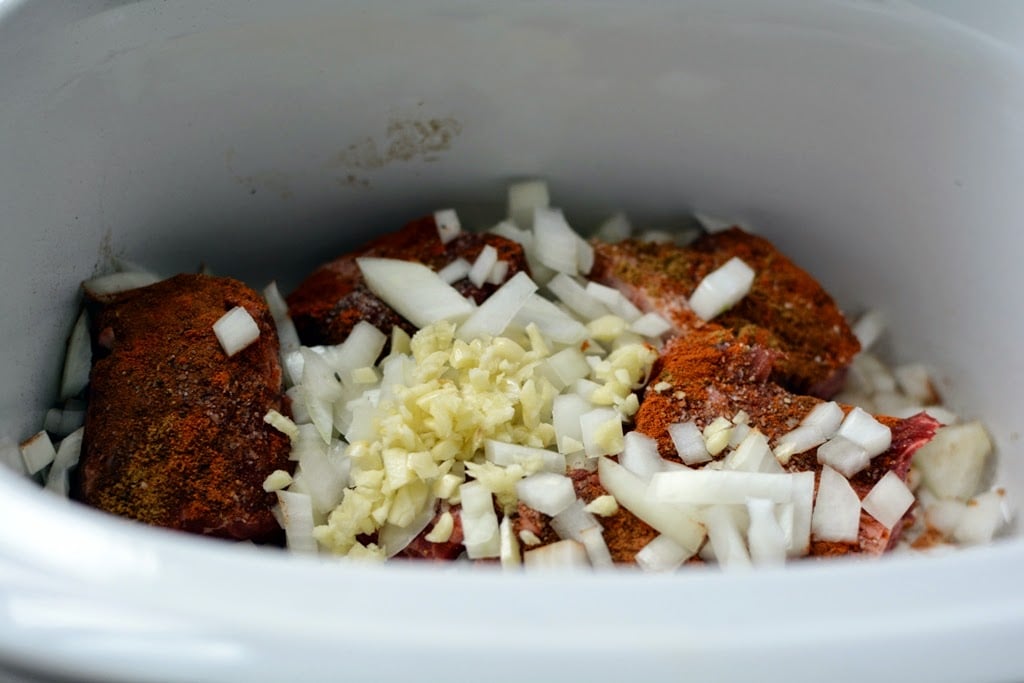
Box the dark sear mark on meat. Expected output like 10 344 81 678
74 274 293 542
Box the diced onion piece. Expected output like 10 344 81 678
20 431 56 475
358 257 474 328
668 421 712 465
508 180 550 229
913 421 992 501
835 407 891 458
648 469 797 505
789 471 815 556
434 209 461 244
688 257 755 321
861 471 915 530
553 394 590 456
703 505 751 570
619 431 666 482
579 407 624 458
749 499 786 569
811 465 861 543
320 321 387 384
584 282 643 322
630 313 673 338
803 401 845 437
457 271 537 341
82 271 160 299
893 363 937 404
380 501 437 557
953 488 1012 545
512 294 588 345
595 212 632 243
543 347 592 390
297 437 350 517
924 499 967 537
468 245 499 288
499 515 522 568
275 491 318 553
579 526 614 568
816 435 870 478
262 282 300 351
576 238 595 275
484 439 566 474
598 457 705 552
635 534 693 572
44 428 84 496
516 472 575 516
848 353 897 395
487 260 510 285
490 219 533 247
60 311 91 401
460 481 501 559
546 273 609 320
437 258 472 284
524 539 589 569
213 306 260 357
852 309 885 351
722 430 772 473
550 499 600 541
533 208 582 274
299 349 343 443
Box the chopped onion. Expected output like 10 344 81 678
460 481 500 559
44 427 84 496
816 435 870 478
788 471 815 556
688 257 755 321
546 273 609 320
803 401 845 437
953 488 1012 545
848 352 897 395
598 457 705 552
635 534 692 572
619 431 666 482
320 321 387 384
703 504 751 570
275 490 318 553
746 498 788 566
861 471 915 530
468 245 499 288
722 429 772 473
893 363 937 404
579 407 623 458
630 312 673 338
357 257 475 328
542 347 592 390
668 421 712 465
499 515 522 568
810 465 861 543
82 271 160 299
579 526 614 568
835 407 891 458
516 472 575 516
913 421 992 501
484 439 566 474
584 281 643 322
553 394 590 457
524 539 589 569
595 212 632 243
434 209 461 244
550 499 600 541
852 309 885 351
507 180 550 229
512 294 588 345
486 259 510 285
19 430 56 475
533 207 582 275
59 311 91 401
299 348 343 443
380 500 437 557
213 306 260 357
924 499 967 537
648 469 797 505
457 271 537 341
437 258 472 284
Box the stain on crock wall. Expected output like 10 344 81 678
224 148 294 200
327 116 464 187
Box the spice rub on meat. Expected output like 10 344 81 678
75 274 292 542
589 228 860 398
635 328 939 556
287 215 528 346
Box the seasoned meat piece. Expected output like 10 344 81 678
75 274 292 542
395 505 465 561
287 215 529 346
634 328 940 556
589 228 860 398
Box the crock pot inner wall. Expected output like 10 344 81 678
1 0 1022 499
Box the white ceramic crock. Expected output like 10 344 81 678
1 2 1023 681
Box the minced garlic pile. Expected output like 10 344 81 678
301 319 656 558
